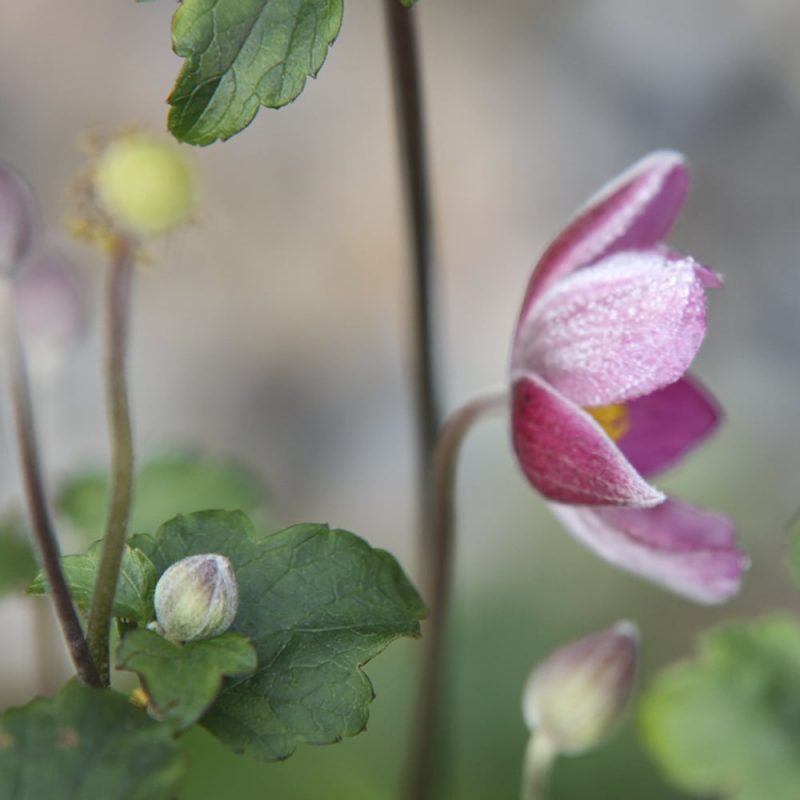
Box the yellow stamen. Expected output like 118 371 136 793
130 687 150 709
586 403 630 441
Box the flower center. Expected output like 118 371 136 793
585 403 630 441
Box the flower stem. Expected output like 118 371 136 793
521 734 558 800
383 0 441 531
87 237 136 685
404 387 508 800
2 282 100 686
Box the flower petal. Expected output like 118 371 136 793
0 162 39 276
549 499 747 604
514 251 709 406
618 376 721 478
512 373 664 507
516 151 688 328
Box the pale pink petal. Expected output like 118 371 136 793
549 499 747 604
516 151 688 328
514 251 709 406
618 376 721 478
512 373 664 507
0 162 39 276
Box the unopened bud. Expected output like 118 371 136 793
93 134 195 237
153 554 238 642
0 163 39 276
521 621 639 755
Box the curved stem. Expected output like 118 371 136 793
404 387 508 800
2 283 100 686
521 734 558 800
87 237 136 685
384 0 441 532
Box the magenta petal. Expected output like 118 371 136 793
514 251 709 406
618 376 721 478
516 151 688 327
549 499 747 604
512 373 664 507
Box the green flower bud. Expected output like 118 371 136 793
521 621 639 755
153 554 238 642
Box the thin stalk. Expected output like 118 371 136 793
521 734 558 800
2 284 100 686
404 387 508 800
87 237 136 685
384 0 441 527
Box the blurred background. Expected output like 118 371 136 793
2 1 800 797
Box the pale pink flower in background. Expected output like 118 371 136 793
510 152 747 603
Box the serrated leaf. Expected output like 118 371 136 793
639 615 800 800
132 510 426 761
167 0 343 145
29 542 157 625
0 681 184 800
0 515 37 597
117 629 257 731
59 452 269 542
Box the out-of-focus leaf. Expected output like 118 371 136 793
0 515 37 597
132 510 426 761
58 452 269 542
639 614 800 800
28 542 157 625
117 629 257 731
168 0 343 145
0 681 184 800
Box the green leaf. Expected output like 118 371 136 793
399 0 419 6
59 452 269 542
0 516 37 597
168 0 344 145
117 629 257 731
0 681 184 800
29 542 157 625
639 614 800 800
133 510 426 761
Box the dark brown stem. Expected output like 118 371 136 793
384 0 440 528
403 388 508 800
4 285 100 686
87 237 136 685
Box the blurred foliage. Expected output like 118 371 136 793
133 510 426 762
0 681 184 800
58 452 269 542
117 629 257 731
29 541 157 625
168 0 343 145
639 614 800 800
0 515 36 597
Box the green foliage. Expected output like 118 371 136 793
0 681 184 800
58 452 268 542
168 0 343 145
399 0 420 7
639 615 800 800
117 629 257 731
132 510 426 761
0 516 37 597
29 542 157 625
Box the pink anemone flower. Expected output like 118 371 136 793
511 151 747 604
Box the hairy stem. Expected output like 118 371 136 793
87 237 136 685
384 0 441 532
521 734 558 800
2 283 100 686
404 387 508 800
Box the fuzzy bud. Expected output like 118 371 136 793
0 162 39 276
153 554 238 642
93 134 195 237
521 621 639 755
